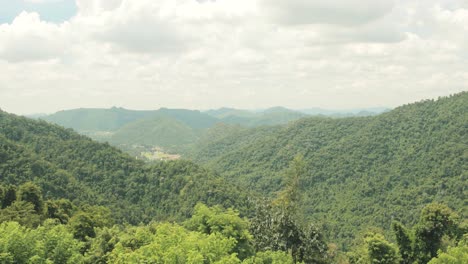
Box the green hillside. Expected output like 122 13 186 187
189 92 468 247
41 108 221 153
1 94 466 263
205 106 309 127
0 110 250 224
40 107 157 132
204 107 257 119
108 115 199 149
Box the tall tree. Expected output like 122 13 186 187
17 182 44 214
1 185 16 209
413 203 460 263
251 155 329 263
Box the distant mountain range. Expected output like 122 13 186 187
36 106 388 155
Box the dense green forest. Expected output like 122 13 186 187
188 92 467 248
1 92 466 263
0 110 250 223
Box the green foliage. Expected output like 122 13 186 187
69 211 97 241
108 223 239 263
413 203 461 263
392 221 413 264
185 203 254 259
1 185 16 209
365 233 400 264
45 198 74 224
250 158 329 263
242 250 295 264
389 203 465 264
17 182 44 214
273 155 305 214
85 226 122 263
68 206 113 242
0 110 250 224
190 92 468 247
348 232 400 264
0 201 41 227
0 221 83 263
428 238 468 264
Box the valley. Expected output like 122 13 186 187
0 93 466 263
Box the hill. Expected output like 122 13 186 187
108 115 199 149
0 110 250 224
205 106 309 127
41 106 386 157
189 92 468 247
299 107 389 117
40 107 157 132
41 108 221 155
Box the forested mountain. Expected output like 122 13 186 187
189 92 468 247
0 110 250 223
218 107 309 127
106 109 221 150
0 93 466 263
203 106 309 127
108 115 199 149
299 107 389 117
40 106 388 156
41 108 221 154
40 107 157 132
41 107 218 133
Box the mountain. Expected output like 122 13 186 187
204 107 257 119
299 107 389 117
154 108 219 129
41 106 388 157
189 92 467 247
41 108 221 154
0 110 250 224
205 106 309 127
40 107 157 132
108 115 199 149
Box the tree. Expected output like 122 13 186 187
69 212 97 241
365 233 400 264
184 203 253 260
273 155 305 215
428 238 468 264
2 186 16 209
17 182 44 214
45 198 74 224
391 203 463 264
250 155 329 263
413 203 460 263
0 201 41 227
392 221 414 264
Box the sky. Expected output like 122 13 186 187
0 0 467 115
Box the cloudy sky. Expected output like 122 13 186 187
0 0 467 114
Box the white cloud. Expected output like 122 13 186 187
0 12 69 62
260 0 395 26
0 0 467 114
